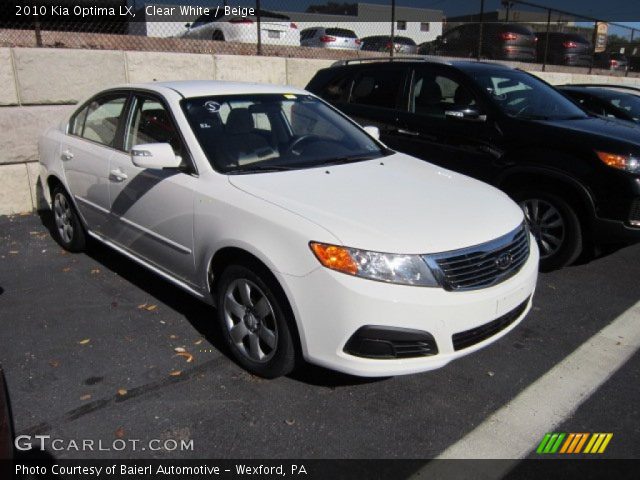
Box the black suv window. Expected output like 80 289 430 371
411 70 477 117
320 73 353 104
349 69 405 109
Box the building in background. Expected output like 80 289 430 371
136 2 443 45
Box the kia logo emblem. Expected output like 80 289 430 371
495 252 514 271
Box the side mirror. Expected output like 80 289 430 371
444 107 487 122
131 143 181 169
363 125 380 140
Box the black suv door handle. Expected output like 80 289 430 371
398 128 420 136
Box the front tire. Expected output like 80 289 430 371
515 190 582 271
216 264 296 378
51 185 86 252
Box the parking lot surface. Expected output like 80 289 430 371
1 212 639 460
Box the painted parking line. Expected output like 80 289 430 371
409 299 640 477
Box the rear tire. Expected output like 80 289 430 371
514 190 582 271
51 185 86 252
215 264 296 378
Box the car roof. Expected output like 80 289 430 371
118 80 308 98
330 58 515 73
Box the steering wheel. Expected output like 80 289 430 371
286 134 320 156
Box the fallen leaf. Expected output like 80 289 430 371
62 267 71 272
91 268 100 274
78 338 91 345
8 251 18 255
285 419 295 426
169 370 182 376
111 302 118 308
194 339 203 345
138 303 157 311
175 352 194 363
115 427 125 439
174 347 186 353
169 335 178 339
48 360 60 368
117 389 127 396
487 371 495 377
80 394 91 401
29 231 40 235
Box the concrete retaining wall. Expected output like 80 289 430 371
2 46 640 215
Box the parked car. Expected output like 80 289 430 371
0 368 12 460
179 9 299 46
360 35 418 54
535 32 592 66
307 59 640 270
593 52 629 71
300 27 360 50
432 23 536 61
38 81 538 378
559 85 640 124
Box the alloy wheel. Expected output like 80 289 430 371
223 279 278 363
520 198 565 259
53 193 74 244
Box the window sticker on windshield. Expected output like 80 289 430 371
283 94 297 100
204 101 221 113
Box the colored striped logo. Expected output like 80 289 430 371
536 433 613 454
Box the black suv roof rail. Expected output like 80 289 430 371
559 83 640 94
331 56 452 67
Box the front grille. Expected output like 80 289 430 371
427 224 530 291
452 298 530 351
629 198 640 224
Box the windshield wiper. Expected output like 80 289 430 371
314 153 380 167
227 164 298 174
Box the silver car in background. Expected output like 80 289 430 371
300 27 361 50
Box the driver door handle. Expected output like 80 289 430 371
398 128 420 136
109 169 128 182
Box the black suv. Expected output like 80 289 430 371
433 23 536 62
307 59 640 270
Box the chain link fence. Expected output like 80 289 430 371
1 1 639 76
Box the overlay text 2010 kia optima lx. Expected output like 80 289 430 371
38 81 539 378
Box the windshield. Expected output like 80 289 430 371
182 94 386 173
472 70 589 120
601 91 640 121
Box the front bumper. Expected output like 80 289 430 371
281 239 539 377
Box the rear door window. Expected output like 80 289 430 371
349 68 406 110
75 94 128 148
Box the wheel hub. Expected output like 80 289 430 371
244 311 259 332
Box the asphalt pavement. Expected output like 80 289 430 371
0 212 639 461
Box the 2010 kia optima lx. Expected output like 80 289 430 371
38 81 539 378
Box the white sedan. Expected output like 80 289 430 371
38 81 538 378
179 10 299 46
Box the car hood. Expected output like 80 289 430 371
228 153 524 254
536 116 640 146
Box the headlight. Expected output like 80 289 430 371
309 242 439 287
596 151 640 173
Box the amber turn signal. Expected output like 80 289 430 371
309 242 358 275
596 151 628 170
